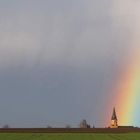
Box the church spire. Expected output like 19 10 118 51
111 107 117 120
110 107 118 128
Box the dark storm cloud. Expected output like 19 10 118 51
0 0 136 127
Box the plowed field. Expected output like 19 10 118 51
0 133 140 140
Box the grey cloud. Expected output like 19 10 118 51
0 0 137 127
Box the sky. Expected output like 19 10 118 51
0 0 139 128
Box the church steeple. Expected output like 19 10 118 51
111 107 117 120
110 107 118 128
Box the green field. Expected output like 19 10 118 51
0 133 140 140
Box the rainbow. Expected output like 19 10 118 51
114 49 140 126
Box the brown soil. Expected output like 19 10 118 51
0 128 140 133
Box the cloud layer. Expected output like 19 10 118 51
0 0 138 127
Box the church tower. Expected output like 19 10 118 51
110 107 118 128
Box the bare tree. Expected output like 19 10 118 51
47 125 52 128
3 124 10 128
87 124 91 128
79 119 88 128
65 124 71 128
79 119 91 128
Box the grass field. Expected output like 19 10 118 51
0 133 140 140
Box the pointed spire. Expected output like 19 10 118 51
111 107 117 120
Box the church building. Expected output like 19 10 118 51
110 107 118 128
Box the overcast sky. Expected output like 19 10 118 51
0 0 139 127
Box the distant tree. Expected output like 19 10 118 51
87 124 91 128
65 125 71 128
79 119 88 128
79 119 91 128
3 124 10 128
47 125 52 128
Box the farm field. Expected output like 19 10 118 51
0 133 140 140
